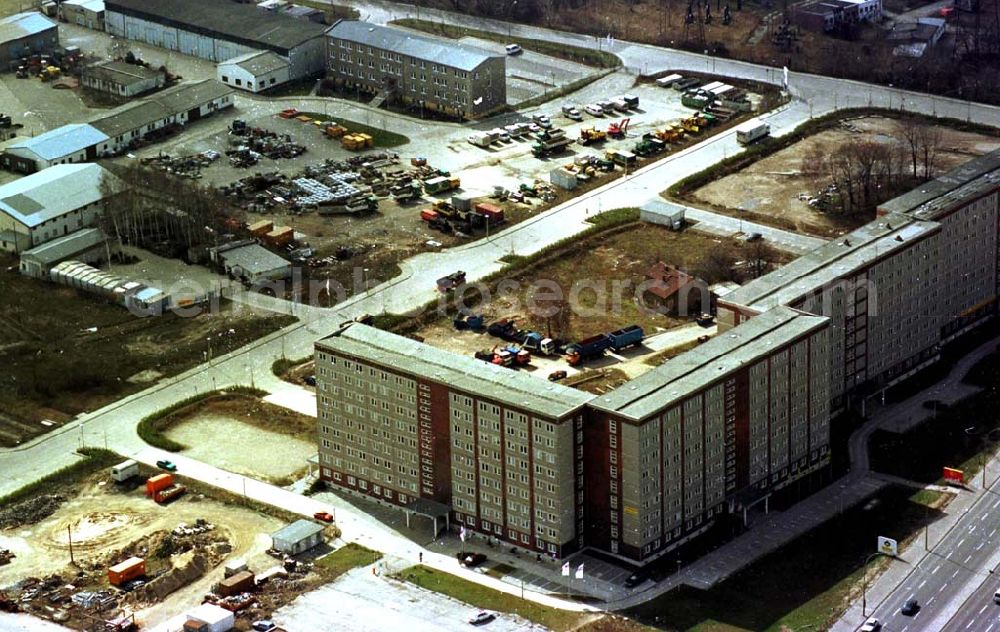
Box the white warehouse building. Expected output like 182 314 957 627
216 51 291 93
104 0 328 82
0 163 118 253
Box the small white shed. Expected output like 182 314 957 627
217 51 291 93
271 519 324 555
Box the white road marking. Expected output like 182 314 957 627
982 513 989 521
939 583 948 593
986 622 995 632
959 537 967 546
969 620 977 629
954 570 961 578
991 528 997 538
976 542 985 550
932 564 941 574
919 580 927 589
980 604 989 614
965 554 973 563
971 526 977 533
927 596 935 605
993 499 1000 509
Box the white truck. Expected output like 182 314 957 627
111 459 139 482
735 119 770 146
467 131 497 148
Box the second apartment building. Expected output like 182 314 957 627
325 21 507 119
315 324 591 557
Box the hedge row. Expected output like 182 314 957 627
137 386 267 452
0 447 121 508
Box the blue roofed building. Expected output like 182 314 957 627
2 124 111 173
0 163 118 253
0 11 59 64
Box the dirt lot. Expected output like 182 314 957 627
692 116 1000 237
413 224 780 389
0 469 293 631
161 395 316 484
0 255 295 447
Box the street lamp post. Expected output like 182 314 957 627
861 552 883 616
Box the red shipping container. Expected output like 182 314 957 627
420 209 439 222
108 557 145 586
146 473 173 497
474 203 504 222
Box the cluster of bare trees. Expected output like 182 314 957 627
99 163 234 257
803 118 942 215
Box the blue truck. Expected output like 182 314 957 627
606 325 644 351
565 334 612 366
522 332 557 355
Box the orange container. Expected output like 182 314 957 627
108 556 145 586
420 209 438 222
146 473 173 496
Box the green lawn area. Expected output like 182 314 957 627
397 565 585 631
869 350 1000 485
390 19 620 69
294 111 410 148
316 543 382 582
624 485 945 632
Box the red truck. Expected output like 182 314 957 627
145 473 187 504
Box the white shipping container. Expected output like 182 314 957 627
111 460 138 482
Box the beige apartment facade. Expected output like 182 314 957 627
325 21 507 119
315 324 590 557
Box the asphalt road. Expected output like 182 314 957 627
941 563 1000 632
864 477 1000 632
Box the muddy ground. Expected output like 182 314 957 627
692 116 1000 237
0 255 296 447
0 471 289 631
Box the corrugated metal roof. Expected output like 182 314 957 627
83 60 161 85
218 243 290 275
90 80 233 138
0 11 57 44
0 164 116 228
220 50 290 76
62 0 105 11
326 21 502 72
590 306 828 420
105 0 327 52
20 227 106 265
317 324 593 419
271 519 324 543
7 124 109 161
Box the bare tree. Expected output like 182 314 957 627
915 124 943 180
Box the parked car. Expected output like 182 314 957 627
505 43 522 55
561 104 583 120
744 232 763 242
469 611 496 626
459 552 488 567
548 370 568 382
623 570 647 588
584 104 604 117
156 460 177 472
901 599 920 616
532 113 552 129
860 618 882 632
252 621 276 632
303 375 317 386
994 589 1000 604
313 511 334 523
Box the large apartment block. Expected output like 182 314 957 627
586 307 830 561
315 325 592 557
719 150 1000 410
325 21 507 120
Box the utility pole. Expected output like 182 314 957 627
68 526 75 565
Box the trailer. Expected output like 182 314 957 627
565 334 611 366
111 460 139 483
655 73 683 88
607 325 644 351
108 557 145 587
736 119 770 146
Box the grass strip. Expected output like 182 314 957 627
0 448 121 507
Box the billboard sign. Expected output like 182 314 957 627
943 467 965 485
878 536 898 556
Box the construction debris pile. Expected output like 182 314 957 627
0 494 65 529
0 548 15 566
140 150 221 179
218 152 470 216
226 120 307 168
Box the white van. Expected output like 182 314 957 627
735 119 770 146
505 44 522 55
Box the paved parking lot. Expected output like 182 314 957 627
274 566 542 632
458 37 597 105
